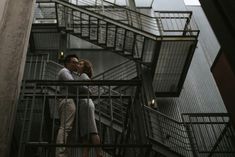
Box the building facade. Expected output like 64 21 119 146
0 0 234 157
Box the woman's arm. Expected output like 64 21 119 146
80 73 90 80
79 73 91 95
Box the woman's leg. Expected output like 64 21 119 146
91 134 103 157
82 140 89 157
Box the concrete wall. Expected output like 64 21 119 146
187 6 220 66
0 0 35 156
0 0 8 26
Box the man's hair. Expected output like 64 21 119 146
64 54 79 66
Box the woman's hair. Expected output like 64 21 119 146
79 59 93 78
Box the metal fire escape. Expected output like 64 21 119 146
10 1 235 157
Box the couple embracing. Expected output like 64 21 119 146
56 54 103 157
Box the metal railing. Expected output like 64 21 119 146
23 54 49 80
55 0 199 37
19 53 235 156
55 1 156 64
182 113 235 156
143 106 235 156
23 54 64 80
33 0 200 38
22 55 137 131
24 143 151 157
58 0 160 36
144 106 193 156
155 11 199 37
34 2 57 24
43 60 64 80
24 55 135 81
16 80 141 157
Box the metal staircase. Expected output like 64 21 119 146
54 0 158 65
22 54 137 133
12 53 235 157
11 1 235 157
33 0 199 96
15 80 235 157
15 79 145 157
13 54 144 157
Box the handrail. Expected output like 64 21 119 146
92 60 130 79
144 106 183 124
102 0 156 19
155 10 193 14
92 60 137 80
24 79 141 86
89 1 158 32
154 11 199 37
24 143 151 157
144 106 232 130
26 142 152 148
61 0 156 20
43 60 63 80
47 60 63 68
182 112 229 117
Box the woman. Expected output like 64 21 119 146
77 59 103 157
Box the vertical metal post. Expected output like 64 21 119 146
26 84 37 142
109 86 114 143
33 55 38 79
42 58 47 80
51 86 58 142
39 86 47 142
27 56 33 80
150 0 154 8
55 3 59 27
98 86 102 134
75 86 79 141
18 97 29 157
155 12 163 36
101 0 104 13
120 93 124 129
39 55 43 80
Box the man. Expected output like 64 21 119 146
56 54 79 157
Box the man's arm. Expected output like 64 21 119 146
59 69 91 95
58 68 74 81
